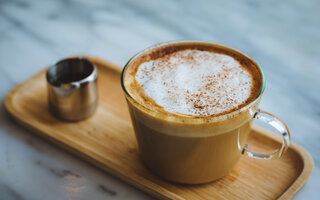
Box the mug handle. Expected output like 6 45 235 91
238 109 291 160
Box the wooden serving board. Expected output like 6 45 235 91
5 56 313 200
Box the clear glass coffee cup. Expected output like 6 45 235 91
121 41 291 184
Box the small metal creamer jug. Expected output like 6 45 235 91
46 57 98 121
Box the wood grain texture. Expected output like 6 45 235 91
4 56 313 200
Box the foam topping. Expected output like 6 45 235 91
135 49 253 116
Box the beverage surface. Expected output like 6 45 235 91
124 43 262 117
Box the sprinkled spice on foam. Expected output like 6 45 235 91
135 49 253 116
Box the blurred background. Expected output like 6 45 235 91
0 0 319 199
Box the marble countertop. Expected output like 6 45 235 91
1 0 319 199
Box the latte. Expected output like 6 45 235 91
121 41 264 183
124 43 262 118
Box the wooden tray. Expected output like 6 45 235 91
4 56 313 200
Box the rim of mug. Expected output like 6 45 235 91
121 40 266 123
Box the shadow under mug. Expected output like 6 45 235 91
121 41 291 184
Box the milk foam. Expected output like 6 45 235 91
135 49 253 116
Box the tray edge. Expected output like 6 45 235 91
252 126 314 199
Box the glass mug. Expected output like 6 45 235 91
121 41 291 184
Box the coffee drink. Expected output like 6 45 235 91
121 41 289 184
125 45 262 117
